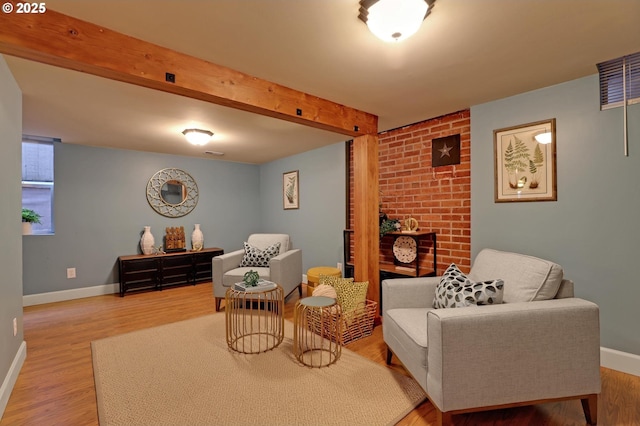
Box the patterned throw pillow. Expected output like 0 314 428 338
433 263 504 308
319 274 353 287
320 275 368 314
239 242 281 267
336 280 369 313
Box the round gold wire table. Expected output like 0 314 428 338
293 296 342 368
225 284 284 354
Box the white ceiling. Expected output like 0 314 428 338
5 0 640 164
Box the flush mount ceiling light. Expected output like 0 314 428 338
358 0 435 43
533 130 552 144
182 128 213 146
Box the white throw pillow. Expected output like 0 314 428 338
312 284 338 299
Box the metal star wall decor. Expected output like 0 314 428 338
432 134 461 167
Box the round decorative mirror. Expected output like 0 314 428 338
161 180 187 205
146 168 198 217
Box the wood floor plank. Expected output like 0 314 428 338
1 283 639 425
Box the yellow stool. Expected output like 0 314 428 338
306 266 341 297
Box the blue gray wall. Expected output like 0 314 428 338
259 142 347 273
18 72 640 358
471 75 640 356
23 144 261 294
22 140 348 295
0 56 24 414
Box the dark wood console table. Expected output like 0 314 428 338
118 247 223 296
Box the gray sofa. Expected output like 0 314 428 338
212 233 302 311
382 248 600 425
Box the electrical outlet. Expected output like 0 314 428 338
13 318 17 337
67 268 76 279
337 262 343 272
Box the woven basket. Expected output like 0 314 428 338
340 299 377 345
313 299 376 346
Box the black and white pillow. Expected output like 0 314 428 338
433 263 504 308
239 242 281 267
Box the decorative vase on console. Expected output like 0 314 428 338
140 226 155 255
192 224 204 251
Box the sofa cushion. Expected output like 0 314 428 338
246 234 290 251
239 242 281 267
385 308 430 348
468 249 563 302
222 267 270 287
434 264 504 308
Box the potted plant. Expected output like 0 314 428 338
380 218 400 237
22 208 41 235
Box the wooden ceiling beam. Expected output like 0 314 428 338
0 4 378 137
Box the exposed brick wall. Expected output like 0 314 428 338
348 109 471 275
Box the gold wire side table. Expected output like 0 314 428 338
225 284 284 354
293 296 342 368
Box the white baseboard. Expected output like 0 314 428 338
601 347 640 377
23 283 119 307
0 341 26 419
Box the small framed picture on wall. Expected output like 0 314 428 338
494 119 557 202
283 170 299 209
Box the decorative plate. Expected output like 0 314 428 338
393 236 417 263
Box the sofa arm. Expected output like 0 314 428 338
270 249 302 296
212 249 244 287
426 298 601 413
381 277 440 314
555 279 574 299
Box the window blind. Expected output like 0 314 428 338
597 51 640 110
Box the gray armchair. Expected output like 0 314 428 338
382 249 601 425
212 233 302 311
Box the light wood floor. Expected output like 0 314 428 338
2 283 639 426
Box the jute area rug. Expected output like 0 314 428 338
91 313 426 426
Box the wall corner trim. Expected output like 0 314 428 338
601 346 640 377
23 284 119 307
0 340 26 419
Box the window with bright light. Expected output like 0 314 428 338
22 138 55 234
